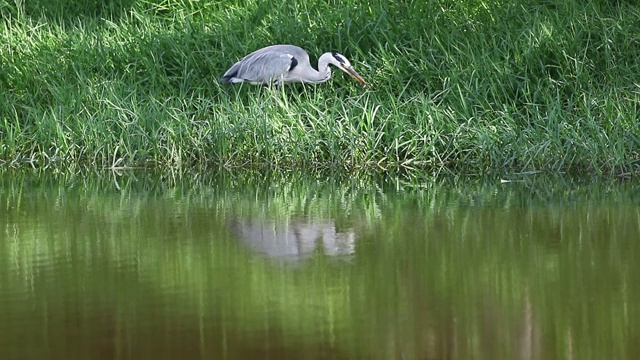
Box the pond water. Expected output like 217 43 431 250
1 170 639 359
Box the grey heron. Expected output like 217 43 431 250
220 44 367 87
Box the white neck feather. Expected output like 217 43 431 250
304 52 333 84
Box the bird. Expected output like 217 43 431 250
220 44 367 88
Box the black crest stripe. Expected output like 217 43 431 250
331 52 345 64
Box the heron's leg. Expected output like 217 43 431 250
273 79 283 91
263 81 280 101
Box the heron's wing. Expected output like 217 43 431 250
220 50 299 84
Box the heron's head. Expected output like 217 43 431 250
330 52 367 88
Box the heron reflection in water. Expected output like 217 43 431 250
232 218 356 261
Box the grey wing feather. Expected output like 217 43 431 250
220 51 293 84
220 45 309 84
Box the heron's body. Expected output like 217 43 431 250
220 44 366 87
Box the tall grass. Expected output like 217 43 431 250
1 0 639 175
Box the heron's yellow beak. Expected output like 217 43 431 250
341 65 367 88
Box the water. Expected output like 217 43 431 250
1 171 639 359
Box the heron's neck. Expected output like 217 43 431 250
307 53 333 83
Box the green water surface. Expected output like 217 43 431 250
1 171 638 359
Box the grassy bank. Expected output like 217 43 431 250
1 0 639 175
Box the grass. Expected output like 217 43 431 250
1 0 639 175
